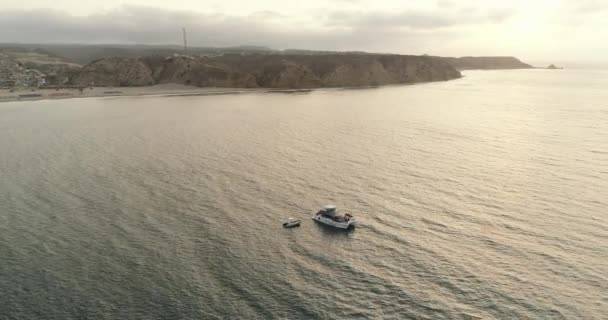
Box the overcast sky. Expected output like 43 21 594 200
1 0 607 63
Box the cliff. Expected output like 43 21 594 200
69 54 462 88
438 56 532 70
71 57 155 86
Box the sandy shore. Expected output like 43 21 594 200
0 84 273 103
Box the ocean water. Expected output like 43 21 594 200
0 69 606 319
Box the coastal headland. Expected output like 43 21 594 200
0 45 533 103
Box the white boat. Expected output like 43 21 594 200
283 217 301 228
312 205 356 229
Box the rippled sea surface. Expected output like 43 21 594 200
1 69 607 319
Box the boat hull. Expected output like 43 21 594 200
312 215 355 229
283 220 301 228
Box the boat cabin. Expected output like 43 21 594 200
319 204 337 217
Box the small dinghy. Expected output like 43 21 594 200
283 218 301 228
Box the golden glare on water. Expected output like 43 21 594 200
0 69 606 319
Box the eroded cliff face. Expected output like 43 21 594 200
255 61 322 88
145 56 258 88
70 54 462 88
71 57 155 86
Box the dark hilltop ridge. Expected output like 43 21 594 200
438 56 532 70
0 44 533 89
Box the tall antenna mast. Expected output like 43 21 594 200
182 27 188 55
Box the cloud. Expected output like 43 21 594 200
327 10 454 29
325 7 516 30
575 0 608 13
0 7 287 45
435 0 455 8
0 5 462 52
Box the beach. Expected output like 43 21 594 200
0 84 267 103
